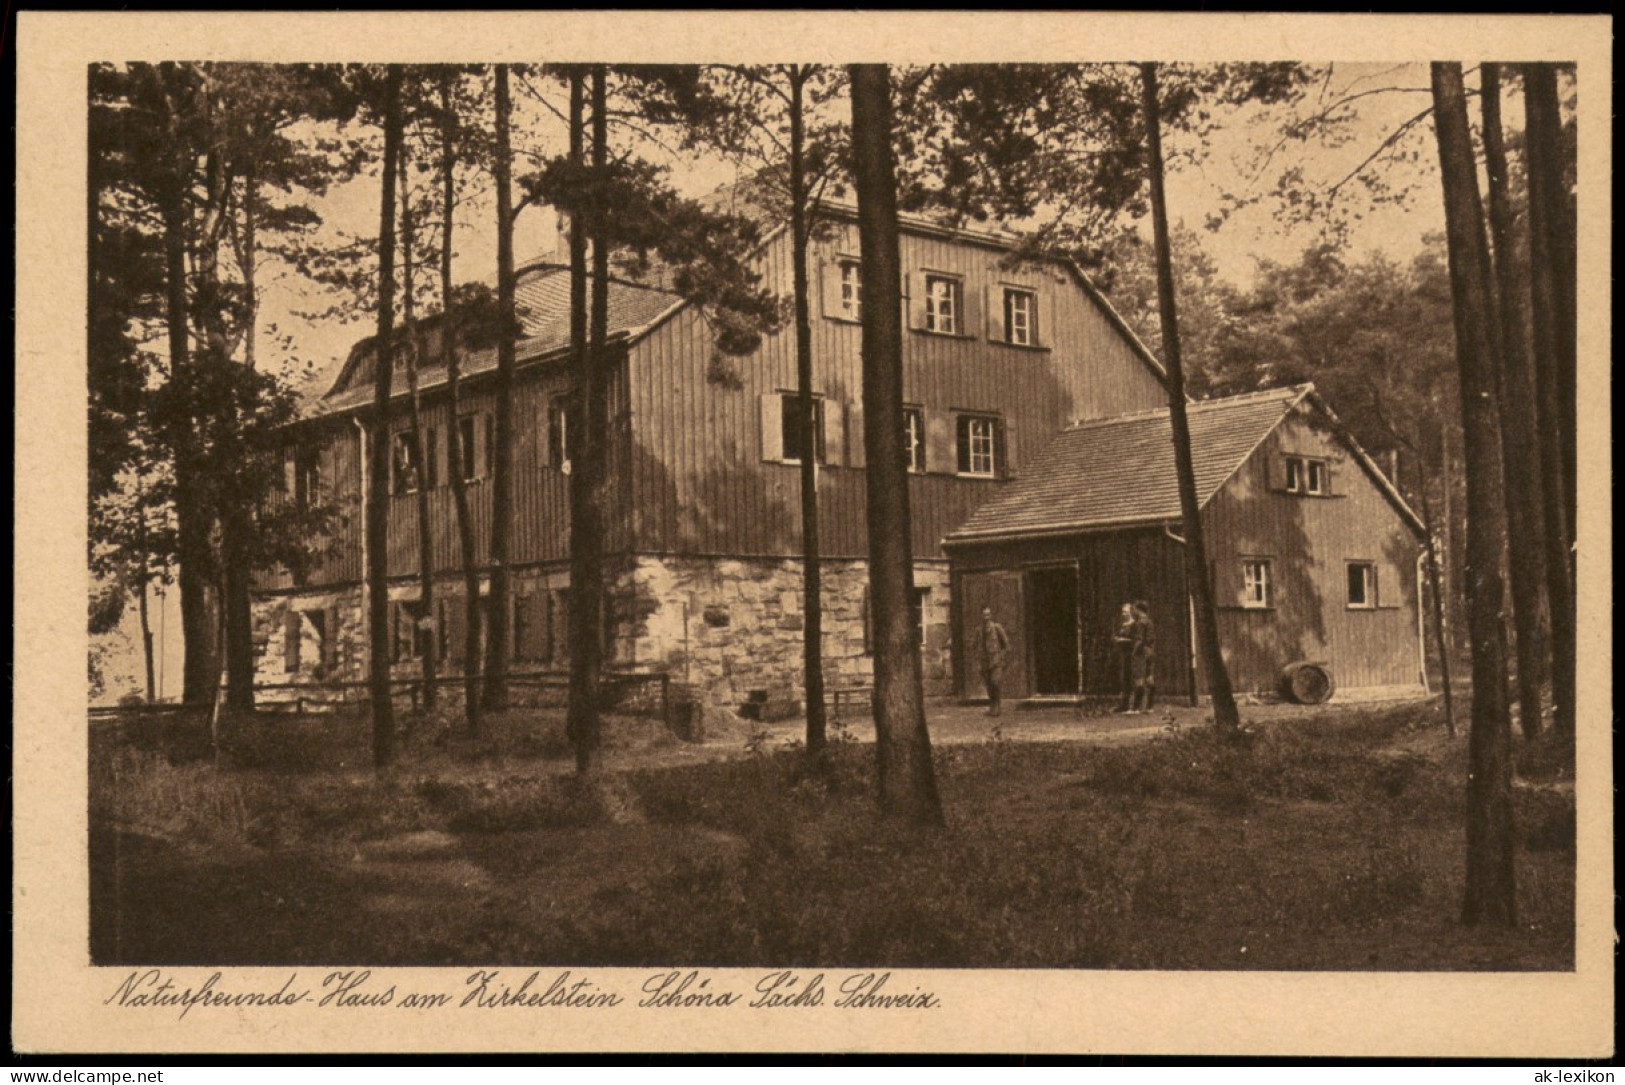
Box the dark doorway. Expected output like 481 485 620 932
1027 565 1080 695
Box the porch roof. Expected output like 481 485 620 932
945 385 1311 546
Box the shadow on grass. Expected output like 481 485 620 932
89 698 1574 970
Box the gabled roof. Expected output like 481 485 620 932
312 200 1169 414
317 263 685 413
945 384 1425 546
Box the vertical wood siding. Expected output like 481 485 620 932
253 355 636 591
627 221 1167 560
1201 407 1422 692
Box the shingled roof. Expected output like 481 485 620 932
317 263 684 413
946 385 1316 545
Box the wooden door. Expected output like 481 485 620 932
957 569 1029 700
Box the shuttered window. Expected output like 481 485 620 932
956 415 1001 477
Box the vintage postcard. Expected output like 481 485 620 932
14 10 1614 1057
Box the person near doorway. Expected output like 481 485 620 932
1129 599 1157 713
980 607 1011 717
1112 602 1137 713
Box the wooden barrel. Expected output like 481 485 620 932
1281 661 1336 705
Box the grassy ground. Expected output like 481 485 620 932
89 697 1574 969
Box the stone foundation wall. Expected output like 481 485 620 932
619 556 953 707
251 556 956 710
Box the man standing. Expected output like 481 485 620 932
1112 602 1137 713
1129 599 1156 713
979 606 1011 717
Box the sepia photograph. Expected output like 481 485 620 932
15 10 1614 1057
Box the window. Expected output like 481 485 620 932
1242 559 1273 609
1347 562 1376 608
456 415 484 482
392 599 428 662
911 587 929 649
391 429 437 495
780 395 827 465
1284 455 1328 495
924 274 960 335
903 407 925 473
294 447 323 510
548 397 571 471
956 414 1000 477
838 259 862 320
1003 287 1037 346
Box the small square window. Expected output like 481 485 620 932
779 395 826 465
956 415 1000 477
1003 288 1037 346
1242 559 1272 608
924 275 961 335
903 407 924 473
1347 562 1376 608
1284 456 1328 495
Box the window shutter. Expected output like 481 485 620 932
323 605 340 675
284 609 302 672
447 596 467 664
926 410 956 475
819 259 843 320
846 400 866 468
1001 419 1019 479
824 398 844 466
759 393 784 461
960 279 982 340
513 592 530 662
284 449 297 497
483 414 494 480
1034 287 1050 347
908 272 928 331
985 283 1001 342
538 402 555 466
552 589 570 665
537 591 554 665
1378 559 1402 608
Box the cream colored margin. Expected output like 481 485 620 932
14 10 1613 1057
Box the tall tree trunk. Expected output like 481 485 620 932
1522 63 1576 746
789 68 828 759
1139 63 1242 738
240 163 258 370
1481 63 1550 739
849 63 943 826
401 131 438 713
439 73 483 737
482 63 517 711
567 67 608 776
151 69 219 707
368 64 404 768
1414 479 1456 738
1431 62 1516 927
136 506 157 704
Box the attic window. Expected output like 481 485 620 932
1284 455 1328 495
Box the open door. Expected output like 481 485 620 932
957 569 1029 701
1026 564 1080 695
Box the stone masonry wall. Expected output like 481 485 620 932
620 556 953 708
252 557 956 710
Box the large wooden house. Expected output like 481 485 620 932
253 205 1425 709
